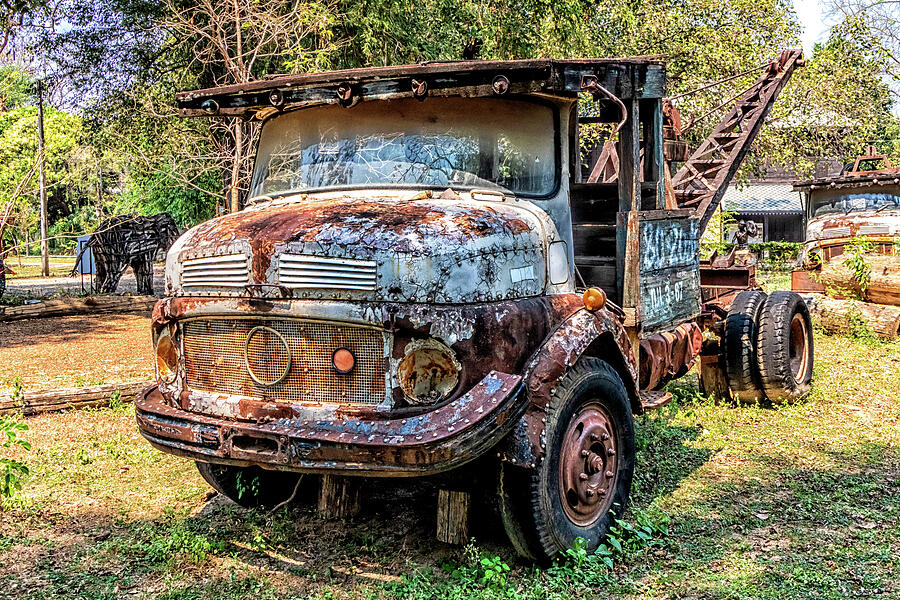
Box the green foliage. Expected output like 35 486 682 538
546 509 669 585
234 470 260 502
843 236 876 299
758 17 900 174
0 66 35 110
477 553 510 588
0 380 31 499
116 168 219 229
846 305 882 346
108 389 123 412
116 510 226 565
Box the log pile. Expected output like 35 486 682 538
802 254 900 340
0 380 152 416
807 294 900 340
817 255 900 306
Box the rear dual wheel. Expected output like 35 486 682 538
756 291 813 401
499 358 635 561
724 290 813 402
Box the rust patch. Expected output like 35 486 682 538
639 322 702 390
183 197 533 263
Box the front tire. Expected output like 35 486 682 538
500 358 635 561
196 462 303 508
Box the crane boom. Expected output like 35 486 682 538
671 49 804 232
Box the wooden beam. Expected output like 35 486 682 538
0 380 152 416
317 474 361 520
436 489 470 545
0 295 157 322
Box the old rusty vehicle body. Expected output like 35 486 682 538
136 53 812 560
791 151 900 292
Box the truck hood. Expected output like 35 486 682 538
166 193 559 303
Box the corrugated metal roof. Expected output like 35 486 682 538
722 182 803 213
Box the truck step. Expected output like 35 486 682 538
639 390 673 411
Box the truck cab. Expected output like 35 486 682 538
136 56 811 560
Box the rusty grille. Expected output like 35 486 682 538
182 318 386 405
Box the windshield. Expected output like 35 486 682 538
811 191 900 218
250 97 557 198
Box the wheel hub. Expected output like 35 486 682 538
559 403 618 526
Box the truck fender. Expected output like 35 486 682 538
498 308 639 467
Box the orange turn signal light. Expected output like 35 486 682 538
332 347 356 374
582 287 607 311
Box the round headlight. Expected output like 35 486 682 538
155 328 179 384
397 339 460 405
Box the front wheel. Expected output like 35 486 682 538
499 357 635 561
195 462 304 508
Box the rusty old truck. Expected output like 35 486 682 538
136 52 813 560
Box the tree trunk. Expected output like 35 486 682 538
229 123 243 213
808 293 900 339
819 255 900 306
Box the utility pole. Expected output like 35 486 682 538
36 80 49 277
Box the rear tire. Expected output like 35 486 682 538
195 462 304 508
724 291 767 401
499 358 635 561
756 291 814 402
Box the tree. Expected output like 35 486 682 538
27 0 900 227
829 0 900 104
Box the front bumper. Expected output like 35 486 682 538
136 370 523 476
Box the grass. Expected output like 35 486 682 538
1 331 899 599
4 255 77 280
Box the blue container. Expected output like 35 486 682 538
75 235 95 275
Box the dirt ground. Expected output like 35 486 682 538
3 262 165 298
0 314 154 393
1 330 899 600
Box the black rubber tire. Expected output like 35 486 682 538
756 291 814 402
499 357 635 561
724 290 767 401
195 462 304 508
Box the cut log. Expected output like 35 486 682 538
807 293 900 339
0 294 157 322
0 380 152 416
436 489 470 545
317 474 360 520
818 255 900 306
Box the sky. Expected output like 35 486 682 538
794 0 836 54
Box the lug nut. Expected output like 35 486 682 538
601 433 609 441
581 449 589 457
607 448 616 456
606 470 614 478
579 473 588 481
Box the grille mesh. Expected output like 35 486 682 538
183 318 386 405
